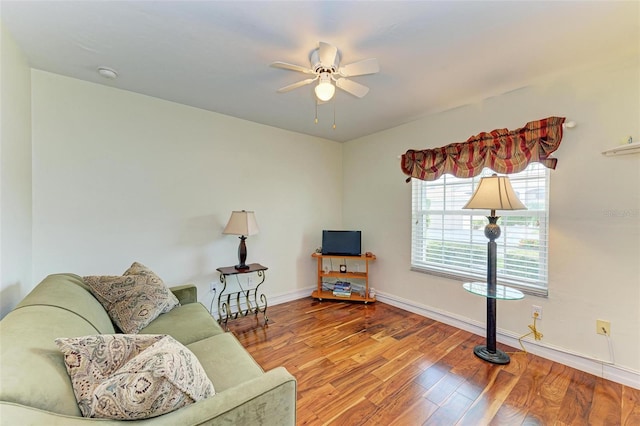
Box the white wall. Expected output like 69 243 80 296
0 24 32 318
4 19 638 386
31 70 342 307
343 56 640 374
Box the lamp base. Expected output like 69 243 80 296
235 236 249 270
473 345 510 365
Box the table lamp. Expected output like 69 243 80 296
463 174 526 363
223 210 259 270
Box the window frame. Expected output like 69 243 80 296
410 164 550 297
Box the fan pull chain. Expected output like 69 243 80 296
315 101 318 124
333 99 336 129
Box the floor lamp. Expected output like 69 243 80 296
223 210 259 270
463 174 526 364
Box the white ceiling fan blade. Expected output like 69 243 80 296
277 77 317 93
270 61 316 75
338 58 380 77
335 78 370 98
318 42 338 67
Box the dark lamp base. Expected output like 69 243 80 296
235 236 249 270
473 345 510 364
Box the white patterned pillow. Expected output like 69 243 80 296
84 263 179 333
123 262 180 313
55 334 215 420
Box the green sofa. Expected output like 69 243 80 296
0 273 296 425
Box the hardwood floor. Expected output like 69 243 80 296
226 298 640 425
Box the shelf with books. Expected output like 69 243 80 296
311 289 374 303
311 253 376 303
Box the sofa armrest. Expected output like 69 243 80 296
172 366 297 425
170 284 197 305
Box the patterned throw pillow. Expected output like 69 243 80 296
123 262 180 313
83 262 179 334
55 334 215 420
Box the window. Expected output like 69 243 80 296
411 163 549 296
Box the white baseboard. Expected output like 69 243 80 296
375 291 640 390
269 287 315 306
268 286 639 390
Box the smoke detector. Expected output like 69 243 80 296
97 67 118 80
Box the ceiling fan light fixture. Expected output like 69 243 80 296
314 74 335 101
272 42 378 103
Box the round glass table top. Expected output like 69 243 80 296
463 282 524 300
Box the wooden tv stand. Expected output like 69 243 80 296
311 253 376 303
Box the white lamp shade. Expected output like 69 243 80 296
314 74 335 101
463 174 527 211
222 210 259 236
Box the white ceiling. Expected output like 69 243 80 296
1 1 638 142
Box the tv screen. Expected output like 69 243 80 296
322 230 361 256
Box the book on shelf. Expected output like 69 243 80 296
333 281 351 297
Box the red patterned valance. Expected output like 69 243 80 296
401 116 566 182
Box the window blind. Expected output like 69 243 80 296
411 164 549 296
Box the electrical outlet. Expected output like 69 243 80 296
531 305 543 320
596 319 611 335
247 276 253 286
209 281 217 292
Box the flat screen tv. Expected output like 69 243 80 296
321 230 361 256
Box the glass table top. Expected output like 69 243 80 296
463 282 524 300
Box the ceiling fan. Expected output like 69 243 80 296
271 42 379 102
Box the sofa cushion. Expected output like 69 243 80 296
15 273 116 334
187 333 264 393
123 262 180 313
83 272 178 334
55 334 215 420
0 307 104 417
140 302 225 345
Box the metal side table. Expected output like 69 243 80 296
216 263 268 330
